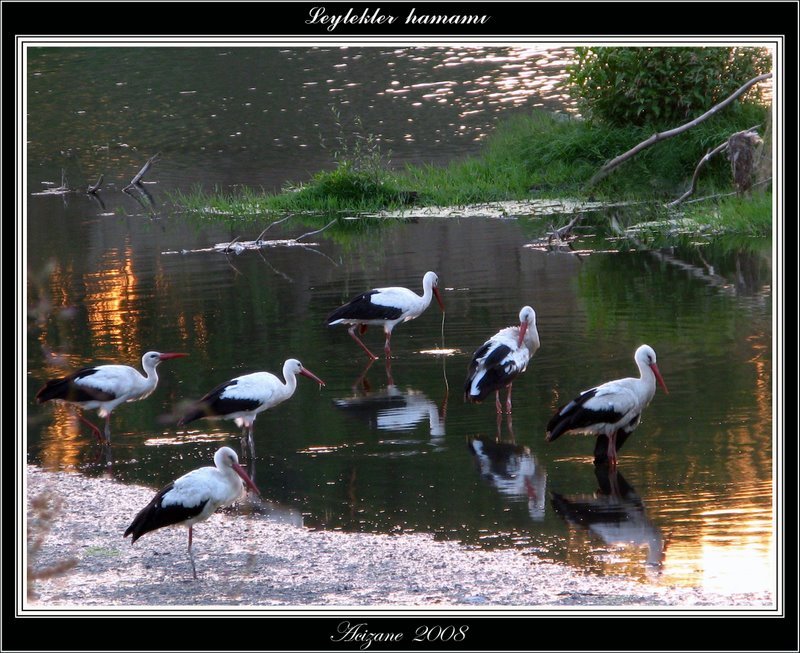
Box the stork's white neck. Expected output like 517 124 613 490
279 362 300 398
131 355 162 397
633 359 658 403
420 277 434 306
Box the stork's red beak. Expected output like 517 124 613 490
300 367 326 387
433 287 445 312
651 363 669 394
159 353 189 361
517 321 529 348
232 462 261 496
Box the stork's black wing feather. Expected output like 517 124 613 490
36 368 117 404
326 291 404 323
178 378 262 425
545 388 625 442
123 482 208 543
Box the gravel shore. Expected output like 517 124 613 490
24 466 774 611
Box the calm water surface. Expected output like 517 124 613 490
24 46 775 600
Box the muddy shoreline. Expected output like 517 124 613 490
24 466 774 611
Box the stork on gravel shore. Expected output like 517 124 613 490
124 446 260 579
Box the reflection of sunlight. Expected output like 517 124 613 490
298 444 352 455
37 403 86 470
417 348 459 356
83 246 140 359
145 431 232 446
665 534 774 595
381 46 574 133
657 494 774 594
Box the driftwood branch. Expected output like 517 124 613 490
295 218 338 242
124 153 161 190
587 72 772 188
549 212 583 241
55 169 69 192
86 174 104 194
670 142 729 207
255 215 295 242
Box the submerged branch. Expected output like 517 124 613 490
164 219 339 257
125 153 161 190
256 215 295 242
295 218 338 241
87 174 104 194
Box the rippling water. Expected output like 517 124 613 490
24 45 775 601
26 45 573 195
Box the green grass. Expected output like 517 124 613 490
684 189 773 236
173 107 772 238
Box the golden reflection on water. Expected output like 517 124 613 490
663 523 774 594
37 245 150 464
83 246 141 359
557 497 773 594
35 403 85 471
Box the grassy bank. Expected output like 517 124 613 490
175 107 772 237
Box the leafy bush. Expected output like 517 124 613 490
566 47 772 127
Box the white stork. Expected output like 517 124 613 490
325 270 445 360
123 446 259 579
178 359 325 439
464 305 540 414
545 344 668 466
35 351 189 443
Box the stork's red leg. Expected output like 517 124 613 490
349 325 378 360
385 356 395 386
505 384 513 414
188 526 197 579
75 411 104 443
383 329 393 358
607 431 618 467
495 391 503 414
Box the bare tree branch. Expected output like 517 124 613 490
295 218 338 241
255 215 294 242
587 72 772 188
682 176 772 205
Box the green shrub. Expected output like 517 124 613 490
296 161 405 206
566 47 772 127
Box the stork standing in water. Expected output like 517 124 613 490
35 351 189 443
325 271 445 360
464 305 540 414
178 359 325 443
545 344 668 466
123 446 259 579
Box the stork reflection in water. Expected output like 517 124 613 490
468 432 547 521
335 362 446 443
550 466 666 569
